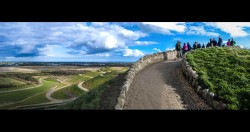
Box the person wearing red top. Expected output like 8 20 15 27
182 43 188 54
227 39 231 46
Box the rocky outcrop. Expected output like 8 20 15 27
181 51 227 110
115 50 177 109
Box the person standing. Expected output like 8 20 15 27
175 40 182 58
187 42 192 51
227 39 231 46
193 42 197 50
231 38 236 46
202 44 205 48
218 36 222 47
182 43 188 54
197 43 201 48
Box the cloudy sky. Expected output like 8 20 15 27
0 22 250 62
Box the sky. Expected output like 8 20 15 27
0 22 250 62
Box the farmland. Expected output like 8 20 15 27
0 66 128 109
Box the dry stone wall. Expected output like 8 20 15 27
115 50 177 109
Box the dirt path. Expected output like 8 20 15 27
77 81 89 92
124 59 211 110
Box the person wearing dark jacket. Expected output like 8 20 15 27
218 36 222 47
187 42 192 51
206 42 210 48
197 43 201 48
175 40 182 58
193 42 197 50
202 44 205 48
231 38 236 46
212 38 217 47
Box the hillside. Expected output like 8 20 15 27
187 47 250 110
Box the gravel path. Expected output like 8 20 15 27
124 59 211 110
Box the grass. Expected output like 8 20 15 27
82 71 101 77
68 75 91 84
61 72 127 109
51 84 85 99
83 73 118 90
44 77 59 82
1 92 51 109
187 47 250 110
0 80 58 106
0 77 26 88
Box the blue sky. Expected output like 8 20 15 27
0 22 250 62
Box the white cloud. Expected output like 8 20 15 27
166 47 175 51
0 22 148 57
95 53 110 57
239 45 244 48
187 26 219 36
205 22 250 37
38 45 59 56
153 48 161 52
132 41 158 46
123 49 144 57
140 22 186 34
91 22 109 27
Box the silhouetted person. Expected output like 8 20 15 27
202 44 205 48
231 38 236 46
218 36 222 47
209 39 213 47
212 38 217 46
193 42 198 50
187 42 192 51
197 43 201 48
206 42 210 48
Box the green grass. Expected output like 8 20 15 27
100 67 112 72
187 47 250 110
0 77 26 88
1 92 51 109
83 73 119 90
0 80 58 106
17 92 50 105
51 84 85 99
44 77 59 82
83 71 101 77
61 72 127 110
68 75 91 84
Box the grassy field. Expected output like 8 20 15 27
68 75 91 84
62 71 127 109
0 80 58 106
0 66 128 109
82 71 101 77
51 84 85 99
83 74 118 90
0 77 26 89
187 47 250 110
0 92 50 109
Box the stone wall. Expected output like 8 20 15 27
115 50 177 109
181 51 227 110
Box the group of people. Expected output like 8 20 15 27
175 36 237 58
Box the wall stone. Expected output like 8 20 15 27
181 52 227 110
115 50 177 109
